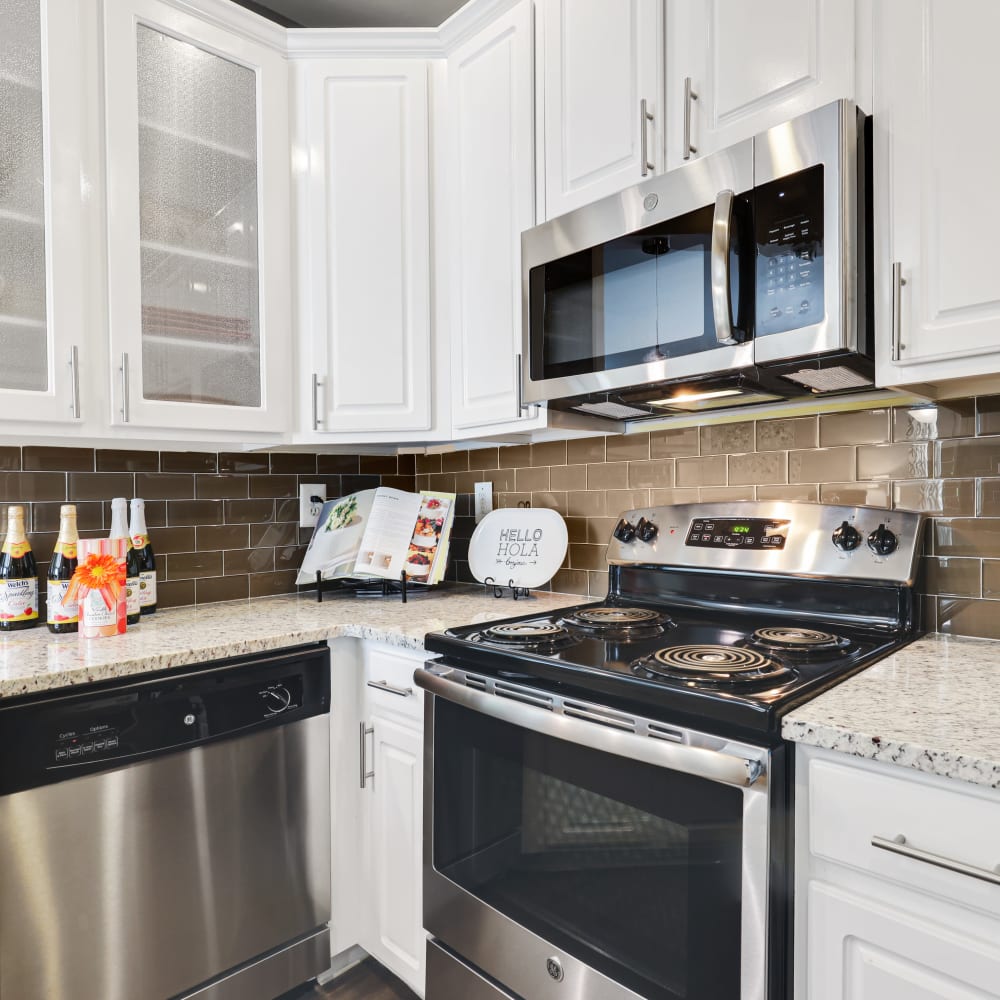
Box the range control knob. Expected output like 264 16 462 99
832 520 862 551
262 685 292 714
867 523 898 556
613 518 637 543
635 517 658 543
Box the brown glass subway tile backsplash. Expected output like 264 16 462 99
0 449 415 614
427 397 1000 641
8 395 1000 638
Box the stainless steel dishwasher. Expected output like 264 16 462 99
0 643 331 1000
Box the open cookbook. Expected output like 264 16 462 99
296 487 455 587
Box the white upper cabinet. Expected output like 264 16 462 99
103 0 290 434
875 0 1000 393
538 0 662 221
665 0 855 170
0 0 91 424
448 1 539 433
295 59 432 435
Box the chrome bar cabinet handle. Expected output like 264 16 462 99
683 76 698 160
120 352 130 423
872 834 1000 887
710 189 738 346
516 352 529 414
367 679 413 698
359 721 374 789
892 261 907 360
640 98 654 176
69 345 81 419
311 373 321 430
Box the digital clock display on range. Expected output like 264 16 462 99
685 517 790 550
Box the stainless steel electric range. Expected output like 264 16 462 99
417 502 925 1000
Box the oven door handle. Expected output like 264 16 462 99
415 668 766 790
710 188 739 347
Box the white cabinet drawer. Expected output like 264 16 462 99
809 757 1000 917
361 643 425 722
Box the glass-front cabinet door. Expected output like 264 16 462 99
103 0 290 433
0 0 88 424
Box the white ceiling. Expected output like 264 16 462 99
232 0 469 28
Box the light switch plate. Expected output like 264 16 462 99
299 484 327 528
474 482 493 523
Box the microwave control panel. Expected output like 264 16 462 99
755 164 824 337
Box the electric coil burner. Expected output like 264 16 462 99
561 605 670 636
421 502 926 1000
633 644 795 688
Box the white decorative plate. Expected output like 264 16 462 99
468 508 568 590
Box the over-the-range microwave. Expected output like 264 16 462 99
520 99 873 424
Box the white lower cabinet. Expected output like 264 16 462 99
795 746 1000 1000
329 639 426 996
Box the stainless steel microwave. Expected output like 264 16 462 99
521 100 872 423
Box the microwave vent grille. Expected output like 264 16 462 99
780 366 873 393
572 401 650 419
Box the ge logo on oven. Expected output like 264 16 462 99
546 957 564 982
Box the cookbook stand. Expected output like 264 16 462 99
315 570 417 604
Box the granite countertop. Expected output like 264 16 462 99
783 633 1000 790
0 586 583 701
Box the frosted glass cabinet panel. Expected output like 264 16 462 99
0 0 47 393
135 25 261 408
105 0 290 433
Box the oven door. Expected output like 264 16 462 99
521 143 755 406
417 665 771 1000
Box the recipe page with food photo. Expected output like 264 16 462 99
405 493 455 584
353 488 424 580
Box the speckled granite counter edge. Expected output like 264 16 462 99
781 717 1000 790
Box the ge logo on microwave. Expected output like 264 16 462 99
546 957 564 982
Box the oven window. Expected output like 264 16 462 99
528 199 749 384
433 699 745 1000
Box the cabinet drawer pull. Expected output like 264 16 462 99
367 679 413 698
683 77 698 160
120 352 130 423
640 98 654 176
359 721 374 788
891 261 907 360
871 834 1000 886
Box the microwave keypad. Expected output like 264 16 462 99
755 165 825 337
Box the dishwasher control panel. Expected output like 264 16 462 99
0 644 331 796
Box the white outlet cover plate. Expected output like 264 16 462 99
299 483 328 528
474 481 493 523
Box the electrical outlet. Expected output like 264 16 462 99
474 482 493 523
299 484 327 528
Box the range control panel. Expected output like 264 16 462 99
606 502 925 585
685 517 790 550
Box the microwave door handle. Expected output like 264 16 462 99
710 189 739 346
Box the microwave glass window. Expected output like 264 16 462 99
530 200 749 382
755 164 824 337
432 698 745 1000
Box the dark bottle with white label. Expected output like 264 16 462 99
47 504 79 634
0 506 39 631
129 497 156 615
110 498 141 625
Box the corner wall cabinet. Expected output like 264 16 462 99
294 59 433 437
103 0 290 434
794 746 1000 999
874 0 1000 396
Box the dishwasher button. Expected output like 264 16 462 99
55 748 68 761
67 746 81 758
106 736 118 749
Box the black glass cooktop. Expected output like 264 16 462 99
425 599 909 739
